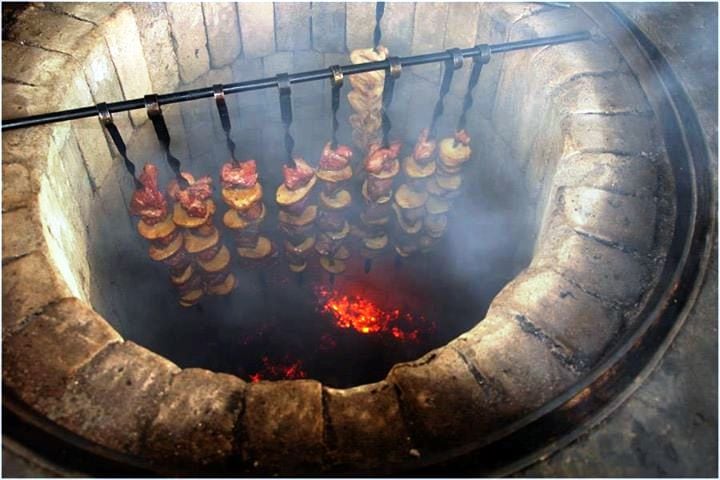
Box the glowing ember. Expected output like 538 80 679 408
316 287 434 341
249 355 307 382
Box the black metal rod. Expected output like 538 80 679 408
2 31 590 131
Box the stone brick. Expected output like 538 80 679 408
555 73 652 115
131 3 181 93
380 2 415 57
2 250 72 334
325 381 413 469
346 2 376 51
262 51 294 77
166 2 211 84
562 113 660 157
275 3 311 51
562 186 657 252
534 224 656 306
387 347 503 451
1 41 73 86
3 298 121 414
3 163 38 211
492 268 622 363
243 380 324 470
53 3 120 23
312 3 346 53
2 83 55 119
237 3 275 59
444 3 480 96
552 153 660 199
411 3 449 83
452 308 579 414
203 2 242 68
101 6 154 127
145 368 245 466
2 200 43 262
231 56 265 109
5 5 94 54
494 39 625 166
48 342 179 455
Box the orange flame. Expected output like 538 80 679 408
317 287 433 341
249 355 307 382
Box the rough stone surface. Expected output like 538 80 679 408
312 3 346 53
534 224 656 306
410 2 449 83
444 3 481 96
493 268 622 364
4 5 94 54
388 347 504 452
48 342 179 456
346 2 375 51
2 250 72 335
203 2 241 68
101 6 153 126
562 114 660 157
1 41 73 86
52 3 119 23
453 308 579 414
242 380 324 470
166 2 211 84
2 201 43 262
236 3 275 59
380 2 415 57
551 152 660 199
2 163 38 211
562 186 657 252
325 381 413 470
2 298 121 414
274 3 311 51
145 369 245 466
555 73 653 115
131 3 181 93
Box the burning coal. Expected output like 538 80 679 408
316 286 436 342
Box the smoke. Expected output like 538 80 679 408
79 3 715 387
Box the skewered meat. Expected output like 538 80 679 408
130 164 167 224
276 157 318 273
222 159 274 264
221 159 258 189
364 142 401 175
169 173 213 218
282 157 315 190
348 45 389 151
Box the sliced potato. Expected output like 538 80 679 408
237 236 273 259
320 256 346 274
276 175 317 206
317 165 352 183
363 234 388 250
278 205 317 227
439 137 472 167
435 171 462 191
221 183 263 211
138 214 176 240
394 184 428 209
403 154 436 179
149 232 184 261
320 189 352 210
208 273 236 295
289 261 308 273
334 245 350 260
198 245 230 272
170 264 193 286
426 194 451 215
184 227 219 254
173 200 215 229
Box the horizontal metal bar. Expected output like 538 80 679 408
1 31 590 131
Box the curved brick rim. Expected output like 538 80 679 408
2 3 710 475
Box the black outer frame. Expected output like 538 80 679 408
1 4 716 476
